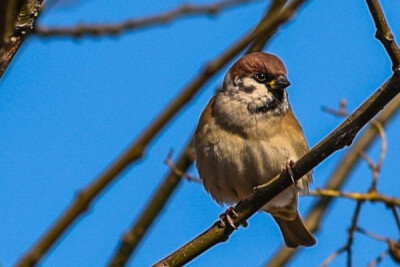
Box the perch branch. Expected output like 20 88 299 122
266 92 400 267
153 70 400 267
266 0 400 264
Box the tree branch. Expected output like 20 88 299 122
16 1 307 266
366 0 400 71
108 140 194 267
0 0 43 80
153 72 400 267
266 1 400 265
308 189 400 207
266 92 400 267
34 0 260 38
246 0 288 53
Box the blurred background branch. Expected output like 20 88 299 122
34 0 261 38
108 140 195 267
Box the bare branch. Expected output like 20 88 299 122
308 189 400 207
246 0 288 53
266 94 400 267
368 250 388 267
165 153 200 183
0 0 43 80
346 202 363 267
153 63 400 267
35 0 260 38
108 140 194 267
322 99 349 117
366 0 400 71
363 121 387 191
266 0 400 264
392 207 400 231
357 227 400 265
321 246 347 267
356 227 389 242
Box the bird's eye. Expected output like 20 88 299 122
254 72 267 83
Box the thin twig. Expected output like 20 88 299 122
356 227 389 242
357 226 400 265
165 152 201 183
308 189 400 207
108 140 195 267
322 99 349 117
373 122 387 168
35 0 260 38
361 121 387 191
320 246 347 267
392 207 400 231
366 0 400 71
368 250 388 267
346 201 363 267
17 1 307 266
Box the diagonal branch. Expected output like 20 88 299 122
246 0 288 53
266 92 400 267
16 1 308 266
153 0 400 265
107 140 195 267
266 1 400 265
366 0 400 71
309 190 400 207
35 0 260 38
0 0 43 80
153 72 400 266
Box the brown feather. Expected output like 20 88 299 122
273 212 316 248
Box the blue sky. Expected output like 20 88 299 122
1 0 400 266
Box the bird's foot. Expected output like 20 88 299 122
283 160 299 187
219 207 248 229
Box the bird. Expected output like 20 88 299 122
193 52 316 248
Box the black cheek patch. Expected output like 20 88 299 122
272 89 284 102
242 85 256 93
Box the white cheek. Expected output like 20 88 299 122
238 77 274 102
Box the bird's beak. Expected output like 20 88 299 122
268 75 290 90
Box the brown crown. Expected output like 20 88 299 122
228 52 287 79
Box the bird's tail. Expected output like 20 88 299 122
273 212 316 248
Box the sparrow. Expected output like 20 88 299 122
193 52 316 248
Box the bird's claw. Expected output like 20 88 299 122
283 160 298 187
219 207 248 229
